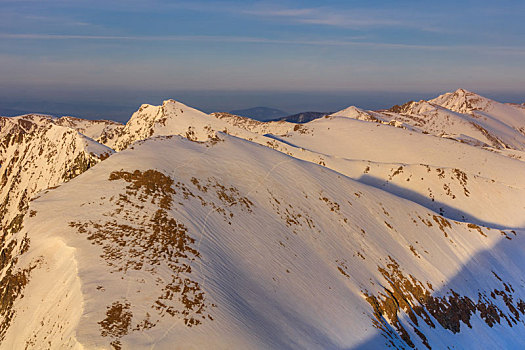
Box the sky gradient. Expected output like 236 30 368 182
1 0 524 121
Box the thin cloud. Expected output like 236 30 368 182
242 6 425 30
22 15 92 27
1 33 525 56
242 8 316 17
0 33 368 44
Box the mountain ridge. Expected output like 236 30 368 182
330 89 525 152
0 89 524 349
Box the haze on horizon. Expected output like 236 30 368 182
1 0 524 122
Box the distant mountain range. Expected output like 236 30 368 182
225 108 328 123
274 111 328 123
228 106 288 121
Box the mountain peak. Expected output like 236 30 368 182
454 88 474 95
105 99 220 151
331 105 365 118
161 99 207 115
430 88 492 114
162 98 183 106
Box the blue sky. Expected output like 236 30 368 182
1 0 524 120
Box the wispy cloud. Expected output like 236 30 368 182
0 33 367 45
2 33 525 55
241 6 431 31
22 14 92 27
243 8 316 17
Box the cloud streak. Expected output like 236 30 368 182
22 14 92 27
1 33 524 55
241 6 436 31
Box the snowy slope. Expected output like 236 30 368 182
99 97 525 229
4 134 524 349
331 89 525 152
254 116 525 228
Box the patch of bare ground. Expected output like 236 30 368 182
188 177 254 224
452 168 470 197
363 257 525 349
389 166 404 180
99 301 133 350
432 215 451 238
69 169 214 346
267 190 317 234
293 124 311 134
336 260 351 278
467 223 487 237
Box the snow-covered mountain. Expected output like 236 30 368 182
104 100 234 151
1 89 524 349
430 89 525 142
332 89 525 153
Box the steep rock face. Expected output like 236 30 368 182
1 114 124 149
0 117 34 162
0 117 113 236
5 135 525 349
